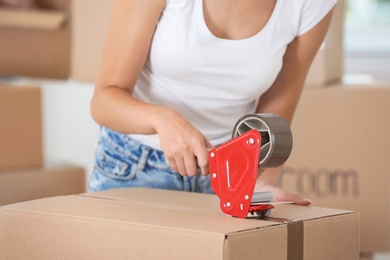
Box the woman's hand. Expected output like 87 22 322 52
255 167 311 206
154 108 213 177
257 184 312 206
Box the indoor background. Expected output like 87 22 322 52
0 0 389 259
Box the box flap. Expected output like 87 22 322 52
0 9 68 30
82 188 355 221
81 188 220 212
2 192 281 235
270 204 355 221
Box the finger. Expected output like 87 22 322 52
196 147 209 176
204 138 214 149
274 191 312 206
285 193 312 206
196 153 209 176
166 158 178 173
293 197 313 206
174 157 188 176
184 155 198 177
199 162 209 176
194 142 211 176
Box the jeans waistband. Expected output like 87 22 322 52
100 127 168 170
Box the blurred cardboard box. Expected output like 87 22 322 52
71 0 114 82
0 164 86 206
0 84 43 169
360 252 374 260
0 1 70 79
0 188 359 259
306 0 344 86
279 85 390 252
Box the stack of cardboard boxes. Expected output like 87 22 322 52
0 83 86 206
0 0 86 206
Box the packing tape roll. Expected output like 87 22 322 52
232 113 293 168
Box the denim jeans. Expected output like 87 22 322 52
89 127 214 194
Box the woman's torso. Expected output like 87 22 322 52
129 0 335 149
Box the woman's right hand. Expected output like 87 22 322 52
153 108 213 177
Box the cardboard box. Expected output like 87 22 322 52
0 188 359 259
0 84 43 169
0 164 86 206
305 0 345 86
71 0 114 82
0 2 70 79
279 85 390 252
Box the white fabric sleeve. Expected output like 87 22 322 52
298 0 337 36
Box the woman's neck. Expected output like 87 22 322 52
202 0 277 40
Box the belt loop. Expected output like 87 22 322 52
137 146 150 171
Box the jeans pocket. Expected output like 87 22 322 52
95 148 136 180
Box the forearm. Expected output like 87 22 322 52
254 166 282 192
90 85 171 135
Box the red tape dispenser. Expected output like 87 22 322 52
208 114 293 219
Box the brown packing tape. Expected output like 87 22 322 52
287 220 304 260
268 217 304 260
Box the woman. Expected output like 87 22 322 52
89 0 336 205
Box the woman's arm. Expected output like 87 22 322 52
91 0 167 134
257 9 335 124
254 8 335 204
90 0 212 177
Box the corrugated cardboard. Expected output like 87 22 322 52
0 84 43 169
305 0 344 86
0 188 359 259
280 85 390 252
71 0 114 82
0 4 70 79
0 164 86 206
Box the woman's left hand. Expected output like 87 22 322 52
256 184 312 206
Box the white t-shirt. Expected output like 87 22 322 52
131 0 337 150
